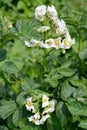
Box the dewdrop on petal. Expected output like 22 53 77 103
25 97 35 113
35 5 46 21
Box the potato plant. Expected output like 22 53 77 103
0 0 87 130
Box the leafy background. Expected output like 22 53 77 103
0 0 87 130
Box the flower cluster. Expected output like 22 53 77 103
24 5 75 53
25 94 55 125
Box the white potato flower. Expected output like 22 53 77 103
47 5 57 20
25 97 35 113
34 120 41 125
42 99 55 114
34 112 40 119
35 5 46 21
28 115 34 122
28 112 41 125
28 113 50 125
52 17 60 29
44 38 54 48
26 95 56 125
42 94 49 108
56 19 66 35
37 26 50 33
40 114 50 124
24 5 75 52
61 38 75 49
48 99 55 112
30 38 44 48
24 41 32 47
65 29 75 46
54 37 62 49
61 39 70 49
61 29 75 49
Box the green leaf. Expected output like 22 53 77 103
0 100 17 119
44 69 59 88
19 118 43 130
0 61 18 76
73 88 87 98
0 126 8 130
60 81 76 101
45 76 58 88
56 102 72 129
7 116 15 129
47 113 61 130
12 109 21 126
1 0 13 4
13 128 21 130
79 48 87 60
16 91 27 106
78 120 87 129
60 60 72 69
21 77 40 91
59 68 75 77
16 19 41 40
0 49 7 62
69 78 86 88
66 100 87 116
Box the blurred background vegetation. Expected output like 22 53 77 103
0 0 87 20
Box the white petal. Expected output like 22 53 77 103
42 94 49 108
47 5 57 20
24 41 31 47
37 26 50 33
40 114 50 124
35 5 46 21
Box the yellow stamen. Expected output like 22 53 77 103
27 101 32 106
47 41 51 45
36 41 40 46
43 98 47 103
54 39 59 45
32 119 36 123
52 22 57 28
64 40 67 45
41 29 44 33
